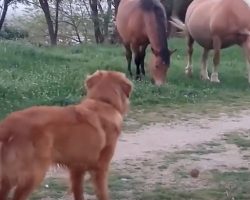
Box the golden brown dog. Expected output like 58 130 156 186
0 70 133 200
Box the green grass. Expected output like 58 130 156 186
139 170 250 200
30 177 68 199
0 39 250 119
30 172 141 200
30 170 250 200
224 130 250 150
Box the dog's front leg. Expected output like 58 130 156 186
70 169 85 200
91 168 109 200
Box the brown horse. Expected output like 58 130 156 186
116 0 176 86
170 0 250 83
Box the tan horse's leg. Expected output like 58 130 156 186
200 48 210 80
241 37 250 83
185 34 194 77
211 36 221 83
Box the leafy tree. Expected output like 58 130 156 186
38 0 62 45
0 0 24 30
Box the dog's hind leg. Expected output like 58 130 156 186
12 168 48 200
12 158 50 200
70 168 85 200
91 168 109 200
0 178 11 200
12 179 36 200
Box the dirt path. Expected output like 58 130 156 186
48 109 250 178
113 109 250 162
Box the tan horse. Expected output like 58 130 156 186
116 0 176 86
170 0 250 83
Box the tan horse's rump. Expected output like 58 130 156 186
116 0 176 86
170 0 250 83
0 70 133 200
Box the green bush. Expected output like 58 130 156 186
0 26 29 40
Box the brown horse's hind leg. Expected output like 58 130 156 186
185 34 194 77
242 36 250 83
124 44 133 77
200 48 210 81
211 36 221 83
69 168 85 200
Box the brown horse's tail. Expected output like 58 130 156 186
169 16 187 37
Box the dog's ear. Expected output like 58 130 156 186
85 70 103 90
121 80 133 98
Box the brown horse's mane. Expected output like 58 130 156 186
140 0 170 65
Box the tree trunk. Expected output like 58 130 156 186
55 0 61 39
39 0 57 45
0 0 9 31
89 0 104 43
110 0 121 44
103 0 112 38
73 23 82 43
113 0 120 17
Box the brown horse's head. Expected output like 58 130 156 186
149 47 176 86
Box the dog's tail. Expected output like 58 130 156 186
0 127 10 142
0 126 11 186
169 16 188 37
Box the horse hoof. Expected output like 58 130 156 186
185 68 193 77
200 74 210 81
135 76 141 81
210 73 220 83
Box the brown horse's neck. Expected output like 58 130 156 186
141 0 170 64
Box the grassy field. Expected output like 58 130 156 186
0 38 250 119
1 38 250 199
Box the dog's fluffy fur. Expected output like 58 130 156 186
0 70 133 200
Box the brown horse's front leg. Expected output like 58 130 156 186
131 43 142 81
124 44 133 77
139 44 148 77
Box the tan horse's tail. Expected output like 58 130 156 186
169 17 188 37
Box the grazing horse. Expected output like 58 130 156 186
116 0 176 86
170 0 250 83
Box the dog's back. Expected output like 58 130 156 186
0 103 109 198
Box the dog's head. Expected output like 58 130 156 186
84 70 133 115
